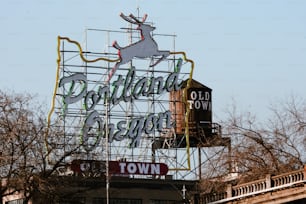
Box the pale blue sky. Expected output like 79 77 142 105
2 0 306 121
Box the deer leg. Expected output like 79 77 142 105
112 41 121 49
107 62 120 82
150 56 164 67
150 51 170 67
150 52 169 67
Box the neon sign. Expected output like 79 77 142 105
71 160 169 176
61 65 182 111
187 88 211 111
108 13 170 80
59 61 183 149
47 12 195 161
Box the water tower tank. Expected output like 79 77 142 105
169 79 220 147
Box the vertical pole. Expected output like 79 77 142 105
265 174 271 189
198 147 202 180
226 184 232 198
105 31 110 204
106 99 109 204
61 40 67 164
106 103 109 204
303 164 306 181
182 184 186 199
227 138 232 173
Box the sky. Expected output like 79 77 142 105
2 0 306 122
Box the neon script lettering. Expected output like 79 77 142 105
59 62 183 149
60 66 182 110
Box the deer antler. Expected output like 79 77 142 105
129 14 148 24
129 14 141 24
120 13 138 24
141 14 148 23
120 13 148 25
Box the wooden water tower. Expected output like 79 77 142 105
169 79 222 147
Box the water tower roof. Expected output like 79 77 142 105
181 79 212 90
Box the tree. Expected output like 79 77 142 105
0 90 82 203
199 96 305 189
0 90 44 202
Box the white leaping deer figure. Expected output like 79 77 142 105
107 13 170 81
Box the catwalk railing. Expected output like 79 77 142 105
198 165 306 204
